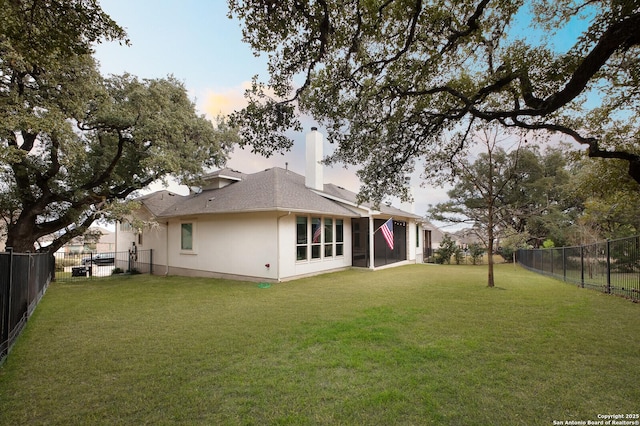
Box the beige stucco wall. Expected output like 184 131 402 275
117 208 421 281
119 211 353 281
167 212 280 280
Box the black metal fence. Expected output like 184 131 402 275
517 236 640 301
1 249 54 364
53 249 153 282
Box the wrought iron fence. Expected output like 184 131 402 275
517 236 640 301
53 250 153 282
1 249 54 364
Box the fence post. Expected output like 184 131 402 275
1 248 14 358
563 247 567 282
580 246 585 288
27 252 32 314
1 248 11 358
149 249 153 275
606 240 611 294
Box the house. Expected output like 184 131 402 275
9 226 116 254
116 129 424 281
54 227 116 254
420 219 446 262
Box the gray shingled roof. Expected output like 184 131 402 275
137 167 419 220
151 168 359 218
137 190 184 216
322 183 422 219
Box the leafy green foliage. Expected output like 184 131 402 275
229 0 640 204
0 1 235 252
567 155 640 240
468 242 485 265
430 134 577 246
436 234 459 265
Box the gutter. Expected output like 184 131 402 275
165 221 169 277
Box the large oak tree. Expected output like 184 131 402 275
1 0 233 252
228 0 640 204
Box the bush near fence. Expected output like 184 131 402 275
517 235 640 302
1 249 54 364
53 250 153 282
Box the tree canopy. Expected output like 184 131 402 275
228 0 640 204
429 133 640 257
1 0 233 252
439 140 579 249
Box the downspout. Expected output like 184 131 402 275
369 216 375 270
165 221 169 277
114 221 118 261
276 211 292 282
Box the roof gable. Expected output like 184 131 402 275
138 190 184 216
200 168 246 190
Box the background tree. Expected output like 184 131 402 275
229 0 640 204
566 155 640 240
429 126 524 287
498 144 577 247
468 242 485 265
1 1 234 252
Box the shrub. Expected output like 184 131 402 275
453 246 464 264
499 246 515 263
468 243 485 265
438 234 459 265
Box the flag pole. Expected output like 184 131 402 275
374 217 393 233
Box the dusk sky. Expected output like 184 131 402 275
93 1 589 225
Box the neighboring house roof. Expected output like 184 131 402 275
421 219 446 242
37 226 114 251
136 167 419 220
452 228 483 245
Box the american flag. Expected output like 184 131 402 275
380 218 394 250
312 224 322 243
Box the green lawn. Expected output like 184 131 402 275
1 264 638 425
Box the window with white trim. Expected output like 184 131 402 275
311 217 321 259
336 219 344 256
181 223 194 251
324 218 333 257
296 215 345 262
296 216 308 260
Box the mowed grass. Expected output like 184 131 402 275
1 264 639 425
